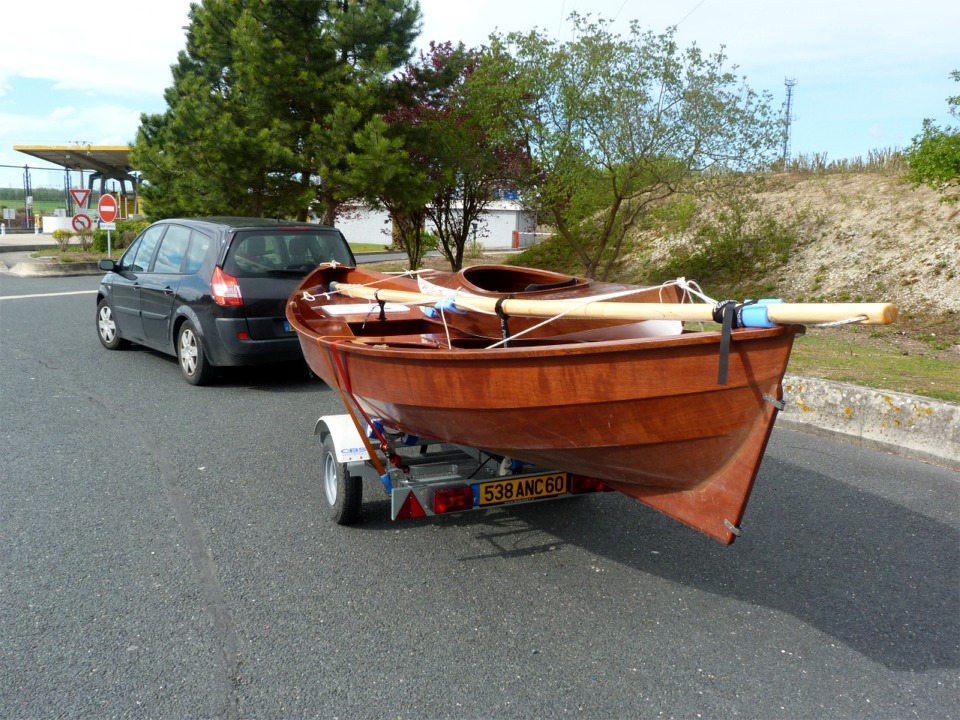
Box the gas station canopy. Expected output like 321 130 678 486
13 145 136 192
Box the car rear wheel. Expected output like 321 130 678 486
96 298 130 350
177 320 215 386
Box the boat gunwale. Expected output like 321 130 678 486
292 317 802 361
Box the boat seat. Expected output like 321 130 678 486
524 277 579 292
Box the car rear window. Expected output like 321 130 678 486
224 229 353 277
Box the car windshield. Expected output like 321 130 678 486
224 229 353 277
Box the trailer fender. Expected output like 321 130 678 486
313 415 370 463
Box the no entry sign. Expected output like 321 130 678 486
98 194 118 223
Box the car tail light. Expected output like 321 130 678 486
569 475 612 494
211 266 243 306
432 486 474 514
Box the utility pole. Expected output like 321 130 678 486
782 78 797 167
23 165 32 228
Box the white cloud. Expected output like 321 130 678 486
0 0 191 98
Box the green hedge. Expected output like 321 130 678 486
91 219 150 253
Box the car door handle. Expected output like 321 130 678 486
162 286 174 295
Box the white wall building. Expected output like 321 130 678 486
333 200 536 250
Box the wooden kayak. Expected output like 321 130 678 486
417 264 690 340
287 263 830 544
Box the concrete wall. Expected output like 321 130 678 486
333 202 536 249
40 216 73 233
335 205 394 247
778 374 960 471
468 201 537 249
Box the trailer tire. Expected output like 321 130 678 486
321 434 362 524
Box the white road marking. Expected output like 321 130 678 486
0 290 98 301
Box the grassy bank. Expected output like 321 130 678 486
788 329 959 403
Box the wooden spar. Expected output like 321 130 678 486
327 283 898 327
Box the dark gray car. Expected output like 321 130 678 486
95 216 355 385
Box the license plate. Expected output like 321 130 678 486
476 473 568 506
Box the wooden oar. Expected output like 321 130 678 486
328 283 898 326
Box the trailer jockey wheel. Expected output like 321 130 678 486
321 434 362 524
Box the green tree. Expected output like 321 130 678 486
390 42 528 271
341 41 525 270
343 114 435 269
131 0 420 221
477 14 781 279
905 70 960 203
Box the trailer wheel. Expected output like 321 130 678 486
321 434 362 524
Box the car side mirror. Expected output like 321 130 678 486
98 259 117 271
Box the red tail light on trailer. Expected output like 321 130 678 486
432 486 474 514
569 475 612 494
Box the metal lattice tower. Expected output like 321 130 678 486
23 165 33 220
782 78 797 166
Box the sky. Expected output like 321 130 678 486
1 0 957 191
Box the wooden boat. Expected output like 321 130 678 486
297 263 688 341
287 263 896 544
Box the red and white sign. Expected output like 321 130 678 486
98 194 118 223
69 188 91 209
72 213 92 232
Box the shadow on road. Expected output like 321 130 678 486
481 454 960 674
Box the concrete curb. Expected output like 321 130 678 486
778 374 960 471
1 260 101 277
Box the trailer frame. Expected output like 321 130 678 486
313 414 610 524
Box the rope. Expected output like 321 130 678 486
674 277 717 305
812 315 868 327
434 302 454 348
482 293 613 349
327 339 408 474
467 279 697 349
316 340 387 476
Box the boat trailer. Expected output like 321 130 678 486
314 414 612 524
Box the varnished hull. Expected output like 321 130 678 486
288 265 801 544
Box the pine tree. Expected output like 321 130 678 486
131 0 421 221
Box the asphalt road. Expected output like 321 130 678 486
1 273 957 720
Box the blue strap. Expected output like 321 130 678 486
739 299 783 328
424 296 467 318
